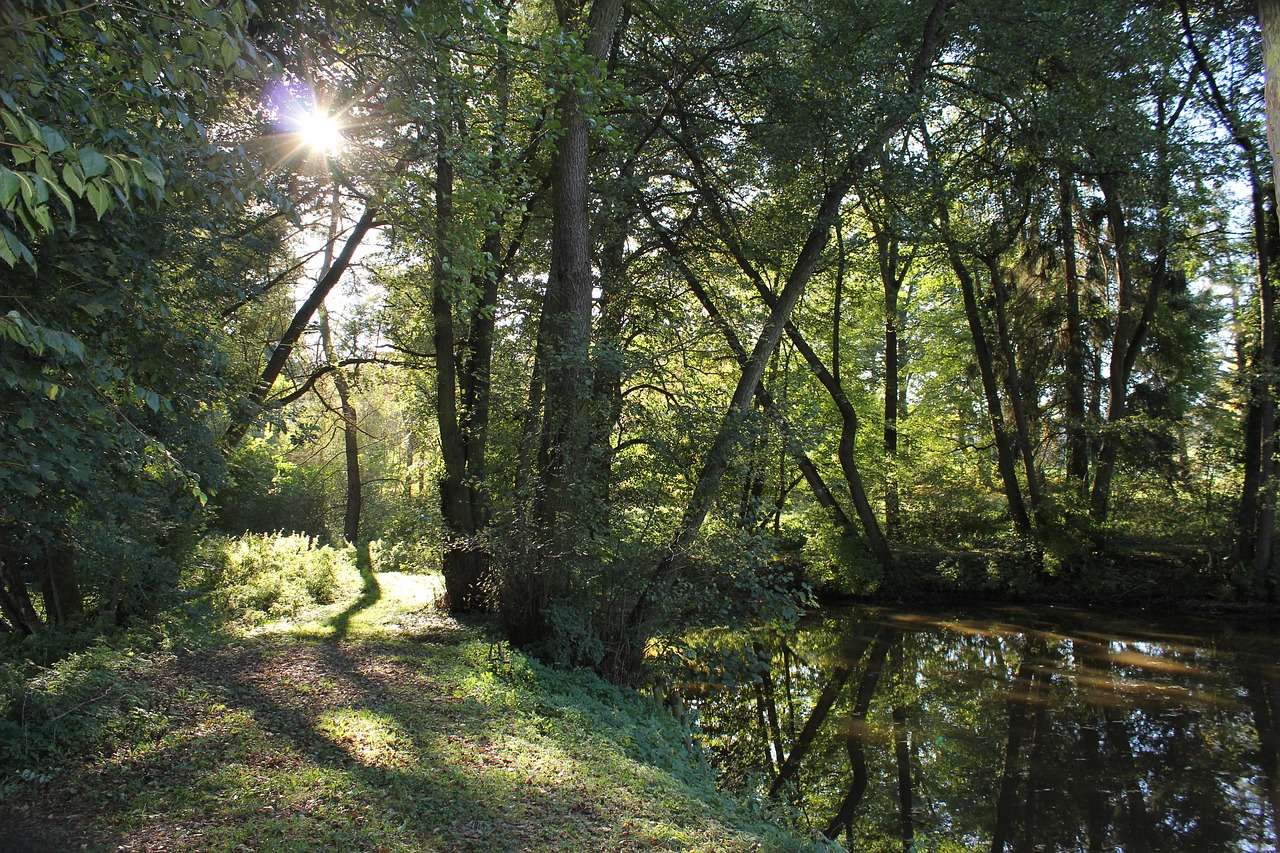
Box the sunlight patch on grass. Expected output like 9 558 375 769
315 708 414 768
263 571 446 640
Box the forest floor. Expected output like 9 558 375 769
0 568 821 852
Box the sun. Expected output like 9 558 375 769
295 110 344 154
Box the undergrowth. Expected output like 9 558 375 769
0 536 827 852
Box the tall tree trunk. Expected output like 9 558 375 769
1251 196 1278 591
317 303 361 543
756 289 895 568
433 108 489 612
443 14 518 611
880 231 905 538
312 186 360 544
507 0 626 644
1182 0 1275 578
1059 172 1090 497
859 173 914 538
983 257 1044 518
1256 0 1280 591
1090 169 1168 523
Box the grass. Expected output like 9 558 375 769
0 565 829 852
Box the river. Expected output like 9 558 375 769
687 604 1280 852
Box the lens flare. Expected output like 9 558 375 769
296 110 344 154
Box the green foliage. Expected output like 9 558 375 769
367 537 438 575
184 533 361 624
801 510 885 594
0 639 157 779
0 0 263 267
211 435 330 537
0 0 290 634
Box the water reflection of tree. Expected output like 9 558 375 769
692 608 1280 851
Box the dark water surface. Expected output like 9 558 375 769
690 605 1280 852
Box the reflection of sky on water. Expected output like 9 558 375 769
691 605 1280 851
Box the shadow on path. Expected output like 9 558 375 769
330 542 380 639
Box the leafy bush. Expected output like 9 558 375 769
367 537 437 574
184 533 360 624
209 436 330 538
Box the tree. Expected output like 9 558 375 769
0 0 280 630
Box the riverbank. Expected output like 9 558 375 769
0 571 824 852
817 542 1280 617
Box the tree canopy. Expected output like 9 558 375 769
1 0 1276 681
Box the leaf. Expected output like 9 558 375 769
86 181 110 219
21 171 47 206
220 36 240 68
79 149 107 178
139 157 165 190
40 126 67 155
47 179 74 222
0 169 19 207
1 110 27 141
108 155 127 184
62 162 84 196
0 225 33 268
0 229 15 267
31 204 52 233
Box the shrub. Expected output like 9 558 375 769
367 537 437 575
184 533 360 625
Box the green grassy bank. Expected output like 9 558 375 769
0 545 825 852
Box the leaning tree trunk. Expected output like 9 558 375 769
607 0 953 684
223 207 376 450
644 209 861 538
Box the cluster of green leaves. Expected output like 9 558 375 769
0 0 262 267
